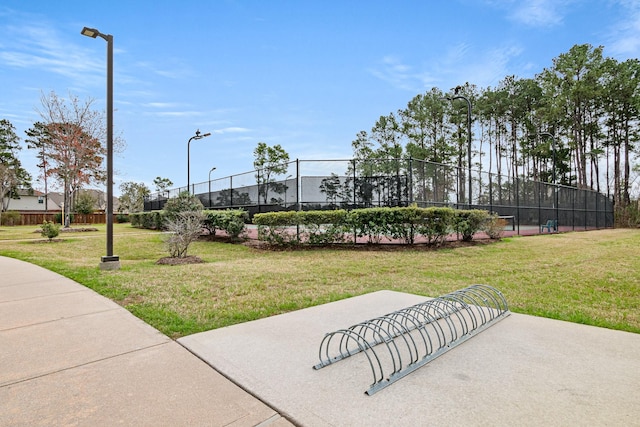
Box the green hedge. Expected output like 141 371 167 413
300 210 349 244
131 206 491 246
203 209 248 240
130 211 165 229
253 207 489 246
130 209 249 240
453 209 490 242
0 210 21 226
253 211 303 246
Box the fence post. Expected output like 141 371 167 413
584 188 588 230
296 159 300 240
352 159 357 208
257 169 261 214
296 159 301 212
408 156 413 206
574 186 578 230
516 176 520 235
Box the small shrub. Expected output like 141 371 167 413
454 210 489 241
203 209 248 240
347 208 390 244
414 207 455 246
163 191 204 222
301 210 349 244
484 214 506 240
253 211 301 246
40 220 60 241
0 210 21 226
130 211 164 229
615 203 640 228
164 211 204 258
129 212 142 227
74 192 96 214
116 213 130 223
220 211 248 240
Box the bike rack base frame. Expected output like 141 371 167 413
313 285 510 395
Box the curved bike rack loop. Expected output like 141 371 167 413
313 284 510 395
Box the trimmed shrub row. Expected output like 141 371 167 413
130 209 248 239
253 209 349 246
130 211 165 230
202 210 249 240
253 207 492 246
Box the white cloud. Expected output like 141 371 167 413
463 44 524 88
149 111 205 117
607 0 640 58
144 102 181 108
213 127 251 134
509 0 564 27
485 0 571 28
370 42 523 93
0 14 102 85
368 56 438 92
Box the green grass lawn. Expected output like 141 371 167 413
1 224 638 338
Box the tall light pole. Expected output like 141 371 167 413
81 26 119 270
540 131 558 227
442 88 473 206
187 129 211 194
208 166 216 208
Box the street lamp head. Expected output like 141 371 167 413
81 26 112 42
191 129 211 140
81 27 99 38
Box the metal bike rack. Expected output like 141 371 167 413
313 285 510 395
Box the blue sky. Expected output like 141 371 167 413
1 0 639 195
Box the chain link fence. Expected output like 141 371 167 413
144 158 613 234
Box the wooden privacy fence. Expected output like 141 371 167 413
8 213 109 226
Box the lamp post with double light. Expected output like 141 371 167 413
187 129 211 194
81 26 119 270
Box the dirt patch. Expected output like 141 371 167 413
156 255 205 265
118 294 145 306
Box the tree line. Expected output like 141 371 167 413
351 44 639 212
0 91 178 220
2 44 638 223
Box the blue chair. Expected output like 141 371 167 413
540 219 557 233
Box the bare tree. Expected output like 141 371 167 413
164 211 204 258
33 91 124 226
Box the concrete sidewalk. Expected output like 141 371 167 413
0 256 292 426
3 254 640 426
180 291 640 426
